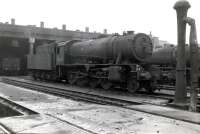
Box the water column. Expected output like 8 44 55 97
173 0 190 106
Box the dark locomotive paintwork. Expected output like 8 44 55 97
144 46 197 65
144 46 200 86
28 33 154 92
145 47 177 65
66 33 153 64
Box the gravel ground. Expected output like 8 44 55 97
0 82 200 134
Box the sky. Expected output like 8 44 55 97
0 0 199 44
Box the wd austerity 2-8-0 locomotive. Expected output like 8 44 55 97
27 33 153 92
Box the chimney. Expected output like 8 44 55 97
85 27 89 32
62 24 66 30
103 29 107 34
127 31 134 35
11 18 15 25
40 21 44 28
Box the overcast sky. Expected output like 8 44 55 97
0 0 199 44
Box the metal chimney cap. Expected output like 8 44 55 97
174 0 191 9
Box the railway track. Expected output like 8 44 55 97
156 84 175 90
155 84 200 102
1 77 199 107
1 77 143 106
15 76 177 101
2 77 175 106
156 84 199 92
1 77 200 125
2 77 200 107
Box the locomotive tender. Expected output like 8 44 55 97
27 33 153 92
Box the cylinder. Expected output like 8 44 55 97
67 33 153 64
174 0 190 105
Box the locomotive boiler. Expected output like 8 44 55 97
28 33 153 92
67 33 152 64
145 46 199 65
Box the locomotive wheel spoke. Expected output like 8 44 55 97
101 80 113 90
35 72 40 80
50 74 55 81
144 81 156 93
147 88 156 93
31 72 37 80
33 75 37 80
68 73 77 85
38 72 43 80
89 78 99 88
127 80 139 93
76 78 89 87
45 73 51 81
41 73 46 81
145 85 156 93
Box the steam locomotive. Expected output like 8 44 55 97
145 46 200 86
27 33 154 93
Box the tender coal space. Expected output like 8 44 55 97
0 103 22 118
